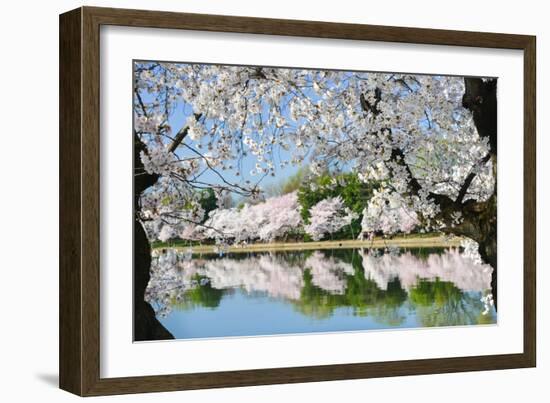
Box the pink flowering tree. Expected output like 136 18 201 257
304 196 358 240
257 192 303 241
197 191 303 243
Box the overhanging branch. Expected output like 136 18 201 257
455 153 491 204
167 113 202 153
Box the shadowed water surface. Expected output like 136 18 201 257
145 248 496 339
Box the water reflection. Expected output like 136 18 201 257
145 248 496 339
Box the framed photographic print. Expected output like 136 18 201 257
59 6 536 396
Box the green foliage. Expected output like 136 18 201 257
198 188 217 222
409 278 463 307
476 311 497 325
182 274 225 309
297 269 341 318
408 279 490 327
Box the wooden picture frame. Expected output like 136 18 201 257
59 6 536 396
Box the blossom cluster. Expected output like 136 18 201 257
360 188 418 236
197 192 302 243
304 196 358 241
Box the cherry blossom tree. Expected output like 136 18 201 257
304 196 358 240
198 191 303 243
256 192 303 241
133 62 497 339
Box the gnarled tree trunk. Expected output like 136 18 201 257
444 192 497 308
133 132 174 341
462 77 498 308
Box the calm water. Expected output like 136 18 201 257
145 248 496 339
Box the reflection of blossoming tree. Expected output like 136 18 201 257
133 63 497 339
358 248 493 292
145 248 493 327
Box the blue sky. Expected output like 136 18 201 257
166 97 308 195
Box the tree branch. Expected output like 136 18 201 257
455 153 491 204
167 113 202 153
390 147 422 194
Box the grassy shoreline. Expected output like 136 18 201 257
152 234 463 254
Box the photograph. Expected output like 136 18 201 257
52 3 537 397
133 61 498 341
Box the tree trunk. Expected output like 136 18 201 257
468 194 498 309
133 132 174 341
134 219 174 341
478 232 497 309
474 163 498 308
462 77 498 309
